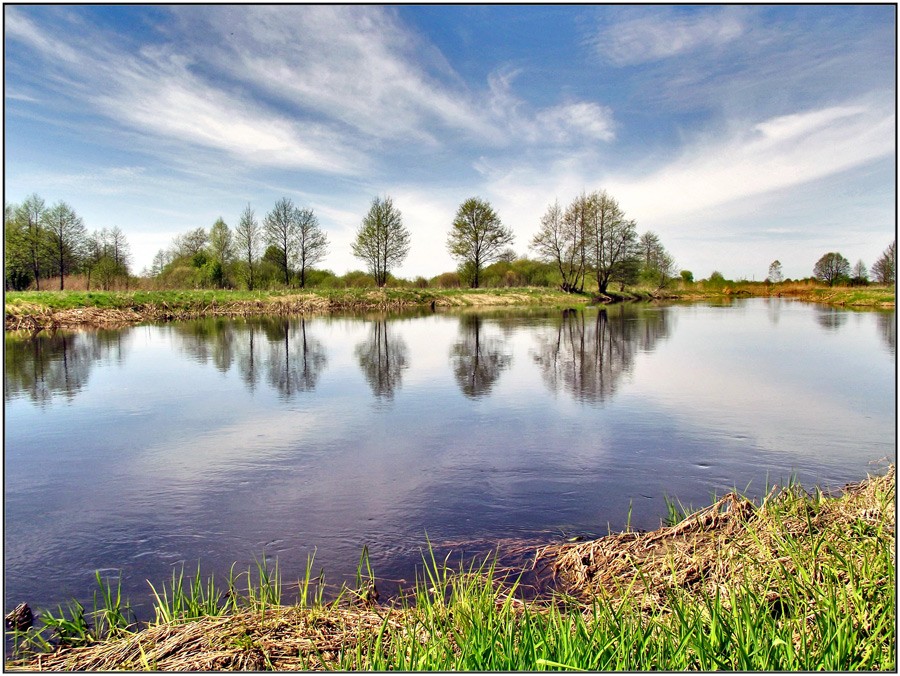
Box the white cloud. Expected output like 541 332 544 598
487 68 615 146
605 99 895 225
597 9 745 66
5 8 368 175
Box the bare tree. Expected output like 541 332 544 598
43 201 87 290
767 260 784 284
585 190 638 294
530 199 585 293
264 198 298 285
171 227 209 260
234 204 261 290
447 197 514 289
871 241 896 285
850 259 869 286
351 196 410 287
295 207 328 288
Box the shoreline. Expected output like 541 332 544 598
6 464 894 671
5 285 895 332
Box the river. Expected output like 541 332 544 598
4 298 895 619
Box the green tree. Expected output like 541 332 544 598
447 197 514 289
4 203 33 290
351 196 410 287
871 241 895 285
16 194 48 290
43 201 87 290
208 217 234 288
813 252 850 286
234 204 261 290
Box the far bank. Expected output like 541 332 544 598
4 284 894 331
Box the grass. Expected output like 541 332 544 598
4 281 894 333
4 287 589 331
6 465 894 671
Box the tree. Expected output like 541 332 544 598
234 204 261 290
43 201 87 290
264 197 299 286
5 203 34 290
871 241 896 285
351 196 410 287
767 260 784 284
447 197 514 289
585 191 639 294
208 217 233 288
530 199 585 293
171 227 208 260
813 252 850 286
106 226 132 274
850 259 869 286
294 207 329 288
16 194 48 290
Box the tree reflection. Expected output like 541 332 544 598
5 329 129 405
263 318 328 397
531 306 671 403
875 311 896 355
354 319 409 400
814 307 848 332
449 315 512 398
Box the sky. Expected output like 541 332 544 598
4 4 896 281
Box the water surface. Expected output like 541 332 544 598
5 299 895 617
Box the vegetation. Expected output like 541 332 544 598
447 197 515 289
814 252 852 286
6 466 894 671
351 196 411 287
871 240 896 285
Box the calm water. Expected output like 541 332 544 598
4 299 895 619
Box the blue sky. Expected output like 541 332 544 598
4 5 896 280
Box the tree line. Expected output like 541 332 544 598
5 194 132 291
6 190 895 292
148 191 677 294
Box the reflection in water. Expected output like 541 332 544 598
449 315 512 398
814 306 849 331
354 320 409 400
169 318 328 398
264 318 328 397
875 312 896 355
532 306 671 403
4 330 129 405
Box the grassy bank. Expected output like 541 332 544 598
4 288 587 331
5 283 894 331
6 465 894 671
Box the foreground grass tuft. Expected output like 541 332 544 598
6 466 894 670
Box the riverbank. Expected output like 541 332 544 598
3 288 584 331
5 284 894 331
7 465 894 670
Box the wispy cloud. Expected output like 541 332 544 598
5 7 368 175
595 8 745 66
606 99 894 224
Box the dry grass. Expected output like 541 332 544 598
534 465 895 611
7 605 401 671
